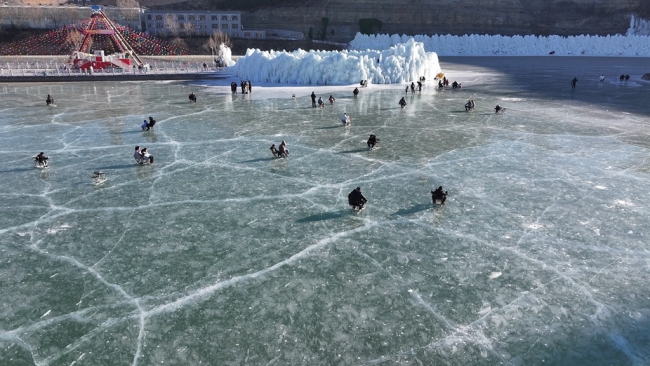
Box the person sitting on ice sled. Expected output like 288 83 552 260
465 100 475 111
270 144 280 157
367 134 379 149
189 92 197 103
341 113 351 125
398 97 407 108
431 186 448 205
348 187 367 211
34 152 49 167
495 104 505 114
277 141 289 158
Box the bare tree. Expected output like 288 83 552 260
30 7 44 29
46 7 66 29
11 6 31 31
66 29 85 52
115 0 140 28
165 14 178 37
171 37 187 50
209 30 232 50
183 22 195 38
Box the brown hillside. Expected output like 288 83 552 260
141 0 648 42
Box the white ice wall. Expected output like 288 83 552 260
228 38 441 85
350 32 650 56
627 15 650 36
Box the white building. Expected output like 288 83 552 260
143 10 266 39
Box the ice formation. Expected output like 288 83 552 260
627 15 650 36
350 32 650 56
228 38 441 85
218 43 236 67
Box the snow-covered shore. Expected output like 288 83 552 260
349 33 650 57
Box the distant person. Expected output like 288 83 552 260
452 81 458 89
571 77 578 89
353 87 359 96
141 119 149 131
134 146 143 164
311 91 317 107
417 81 422 91
431 186 448 205
438 80 444 89
625 74 630 80
148 116 156 129
410 82 415 93
348 187 367 211
495 104 504 113
341 113 350 125
329 95 335 105
599 75 605 82
367 134 378 149
141 148 154 164
619 74 625 81
248 80 252 93
270 144 279 158
405 85 409 94
317 96 325 108
278 141 289 157
189 92 197 102
398 97 407 108
230 81 238 93
465 100 475 111
46 94 54 106
34 152 48 167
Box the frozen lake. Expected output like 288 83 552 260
1 56 650 365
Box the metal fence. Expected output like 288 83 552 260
0 60 228 77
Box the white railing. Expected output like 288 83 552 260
0 60 229 77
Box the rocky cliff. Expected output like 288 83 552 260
164 0 649 42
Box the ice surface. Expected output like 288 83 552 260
229 38 441 85
350 32 650 56
1 56 650 365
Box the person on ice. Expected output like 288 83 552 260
571 77 578 89
599 75 605 82
148 116 156 129
46 94 54 106
141 119 149 131
367 134 378 149
410 82 415 93
431 186 448 205
278 141 289 157
318 96 325 108
417 81 422 91
495 104 504 113
189 92 197 102
329 95 335 105
34 152 48 167
311 92 317 108
141 148 154 164
465 100 475 111
398 97 407 108
341 113 351 125
353 87 359 97
348 187 368 211
230 81 238 93
270 144 279 157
